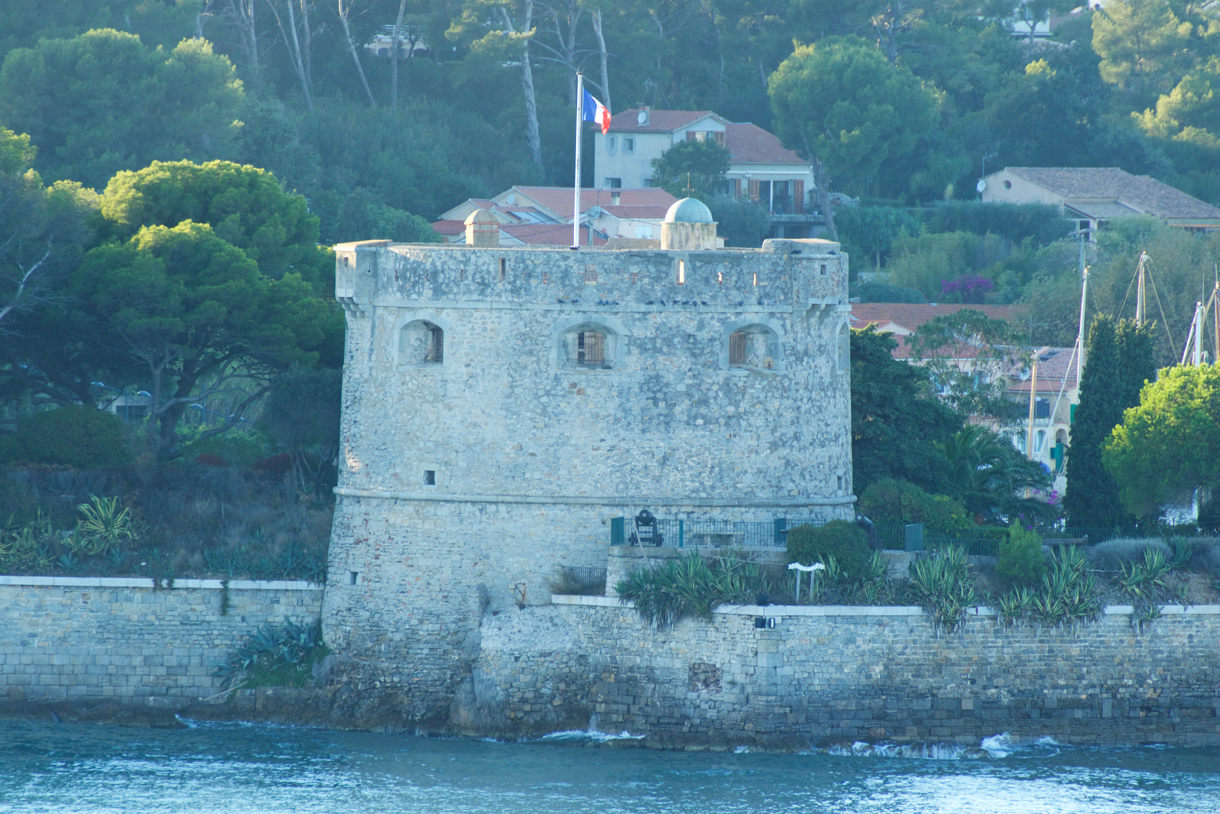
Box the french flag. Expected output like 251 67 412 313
582 89 611 134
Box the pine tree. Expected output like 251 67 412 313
1064 316 1132 528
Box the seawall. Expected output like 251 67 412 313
1 578 1216 748
0 576 322 706
448 597 1220 748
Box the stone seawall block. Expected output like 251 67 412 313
446 602 1220 747
0 583 323 703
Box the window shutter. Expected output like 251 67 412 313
732 178 741 199
793 180 804 214
748 179 759 201
686 131 696 142
713 131 725 146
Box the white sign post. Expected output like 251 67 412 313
787 562 825 604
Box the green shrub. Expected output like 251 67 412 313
786 520 871 581
615 553 761 628
857 478 973 536
0 407 131 469
995 525 1046 587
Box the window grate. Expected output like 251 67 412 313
729 331 747 365
577 331 604 366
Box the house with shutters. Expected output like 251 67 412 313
593 107 822 239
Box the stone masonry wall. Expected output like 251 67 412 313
0 577 322 705
324 239 857 718
451 598 1220 748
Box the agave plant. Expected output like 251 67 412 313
75 496 138 556
1029 546 1102 628
998 586 1035 627
908 546 977 633
1119 548 1171 601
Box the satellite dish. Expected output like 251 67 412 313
637 110 648 125
976 179 987 193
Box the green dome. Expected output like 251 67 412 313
663 197 713 224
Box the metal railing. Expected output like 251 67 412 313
611 516 833 550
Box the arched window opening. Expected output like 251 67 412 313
1034 429 1046 453
729 326 777 369
400 320 444 365
563 326 615 370
836 323 850 372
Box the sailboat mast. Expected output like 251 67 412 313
1076 266 1088 386
1135 251 1148 326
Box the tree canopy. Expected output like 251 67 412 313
768 36 942 197
0 30 243 190
850 326 964 497
1104 363 1220 518
650 139 731 200
100 160 328 284
70 220 330 449
1062 315 1156 527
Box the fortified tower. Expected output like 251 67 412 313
323 200 853 719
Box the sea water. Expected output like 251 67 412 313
0 720 1216 813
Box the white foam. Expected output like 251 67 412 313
828 741 990 760
981 733 1015 757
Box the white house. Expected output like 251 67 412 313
594 108 822 239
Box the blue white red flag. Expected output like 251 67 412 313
582 89 611 134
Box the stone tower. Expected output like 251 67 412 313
323 210 853 721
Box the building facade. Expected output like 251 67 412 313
594 108 823 239
322 205 853 719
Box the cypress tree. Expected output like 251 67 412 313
1064 316 1132 528
1115 319 1157 409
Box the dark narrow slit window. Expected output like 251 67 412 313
424 470 436 485
499 258 506 280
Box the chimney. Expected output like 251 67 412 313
464 209 499 247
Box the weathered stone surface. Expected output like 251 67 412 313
0 581 322 703
323 239 856 719
450 602 1220 748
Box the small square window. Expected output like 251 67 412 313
820 263 828 276
624 138 634 153
349 571 359 586
424 470 436 485
605 177 622 189
607 136 616 151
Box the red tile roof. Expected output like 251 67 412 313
607 109 723 133
851 303 1025 360
502 223 605 246
509 187 678 221
431 220 464 235
725 123 805 165
851 303 1023 333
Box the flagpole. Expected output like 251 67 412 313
572 72 583 250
